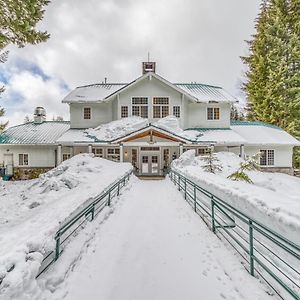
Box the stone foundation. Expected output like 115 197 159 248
12 167 52 180
259 167 294 176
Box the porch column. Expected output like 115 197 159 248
240 144 245 159
120 143 124 162
179 143 183 156
70 146 74 157
88 144 92 154
57 144 62 165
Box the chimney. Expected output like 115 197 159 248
142 62 156 75
33 107 46 124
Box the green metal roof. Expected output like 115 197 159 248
0 121 70 145
230 120 283 130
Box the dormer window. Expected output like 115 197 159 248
207 107 220 120
83 107 91 119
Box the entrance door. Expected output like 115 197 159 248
141 155 159 175
4 154 13 175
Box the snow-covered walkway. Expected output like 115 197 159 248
46 177 271 300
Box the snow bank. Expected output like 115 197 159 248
154 116 200 140
172 151 300 245
85 117 148 141
0 154 132 300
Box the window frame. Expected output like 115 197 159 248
131 97 148 118
18 153 29 166
121 106 128 118
107 148 120 162
260 149 275 166
62 153 71 161
173 106 180 118
83 107 92 120
153 97 169 119
92 147 103 157
207 107 220 121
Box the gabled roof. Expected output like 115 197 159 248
0 121 70 145
112 124 193 144
62 72 236 104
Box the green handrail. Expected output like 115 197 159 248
169 169 300 300
36 169 133 278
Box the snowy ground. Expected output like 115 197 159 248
39 178 272 300
172 151 300 245
0 154 132 299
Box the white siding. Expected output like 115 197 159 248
70 102 113 129
186 102 230 129
0 145 56 168
214 145 293 167
117 76 184 126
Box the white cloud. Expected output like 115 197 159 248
1 71 68 126
1 0 261 126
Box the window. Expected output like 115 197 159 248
132 149 137 167
62 153 71 161
153 97 169 118
173 106 180 118
132 97 148 118
207 107 220 120
141 147 160 151
83 107 91 119
121 106 128 118
163 149 169 167
18 154 28 166
92 148 103 157
198 148 208 156
107 148 120 162
260 150 274 166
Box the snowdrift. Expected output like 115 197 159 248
0 154 132 299
172 150 300 245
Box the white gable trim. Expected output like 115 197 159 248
104 72 198 103
112 124 193 144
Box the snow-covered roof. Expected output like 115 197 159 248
175 83 237 103
0 121 70 145
187 128 246 145
62 83 126 103
62 73 236 104
231 121 300 146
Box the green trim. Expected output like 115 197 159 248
185 127 231 131
231 120 283 130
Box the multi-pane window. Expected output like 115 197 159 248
153 97 169 118
83 107 91 119
92 148 103 157
132 149 137 168
107 148 120 162
132 97 148 118
260 150 275 166
207 107 220 120
173 106 180 118
198 148 208 156
62 153 71 161
18 154 28 166
121 106 128 118
163 149 169 167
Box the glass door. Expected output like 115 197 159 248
151 156 159 174
142 156 149 174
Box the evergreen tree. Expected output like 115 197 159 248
228 154 260 183
201 148 223 174
0 0 50 131
242 0 300 167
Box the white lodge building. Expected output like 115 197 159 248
1 62 299 177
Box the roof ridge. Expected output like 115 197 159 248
174 83 222 89
77 83 128 89
2 121 70 131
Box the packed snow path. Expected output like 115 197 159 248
47 178 271 300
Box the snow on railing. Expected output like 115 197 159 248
36 169 133 278
169 169 300 300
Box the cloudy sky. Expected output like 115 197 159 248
0 0 261 126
